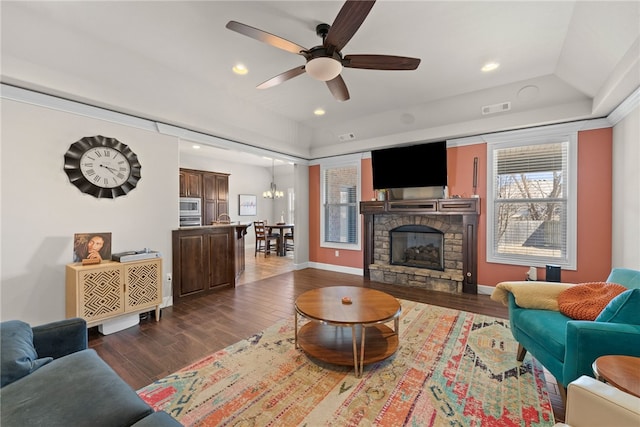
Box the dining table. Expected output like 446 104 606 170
266 224 294 256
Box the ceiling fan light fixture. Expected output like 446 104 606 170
306 57 343 81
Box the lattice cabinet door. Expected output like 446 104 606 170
66 263 125 324
123 258 162 318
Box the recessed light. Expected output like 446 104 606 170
192 145 201 149
481 62 500 72
314 108 326 116
232 64 248 75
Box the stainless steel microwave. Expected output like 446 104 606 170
179 197 201 217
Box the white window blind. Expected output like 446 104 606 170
321 163 359 248
487 136 576 269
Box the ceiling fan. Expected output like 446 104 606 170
226 0 421 102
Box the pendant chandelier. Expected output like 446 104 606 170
263 159 284 199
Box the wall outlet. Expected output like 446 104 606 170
166 273 172 282
335 250 339 257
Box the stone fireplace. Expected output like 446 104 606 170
360 198 479 294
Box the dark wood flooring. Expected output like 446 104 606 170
88 249 564 422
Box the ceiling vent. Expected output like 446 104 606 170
338 132 356 142
482 101 511 115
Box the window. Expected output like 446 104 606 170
320 158 361 250
487 129 577 269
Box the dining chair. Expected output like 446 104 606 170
254 221 278 257
284 226 294 253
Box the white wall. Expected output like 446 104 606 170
1 99 179 325
612 104 640 268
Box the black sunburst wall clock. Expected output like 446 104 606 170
64 135 142 199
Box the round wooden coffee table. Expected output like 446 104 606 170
592 355 640 397
294 286 401 377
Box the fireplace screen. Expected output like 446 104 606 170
390 225 444 270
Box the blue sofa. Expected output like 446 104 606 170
0 317 181 427
507 268 640 398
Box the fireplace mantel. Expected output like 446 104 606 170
360 198 479 294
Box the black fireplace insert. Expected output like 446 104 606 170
390 224 444 270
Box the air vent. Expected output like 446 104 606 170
481 101 511 115
338 132 356 142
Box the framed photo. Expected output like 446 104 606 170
73 232 112 262
238 194 257 216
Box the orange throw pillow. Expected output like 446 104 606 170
558 282 627 320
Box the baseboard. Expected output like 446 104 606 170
307 262 363 276
292 261 310 270
478 284 494 295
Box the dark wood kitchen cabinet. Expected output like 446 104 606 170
203 173 229 225
172 226 234 300
179 169 202 197
179 168 229 225
172 224 250 301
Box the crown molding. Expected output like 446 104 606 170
607 86 640 126
1 83 308 165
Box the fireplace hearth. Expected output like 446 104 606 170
360 198 479 294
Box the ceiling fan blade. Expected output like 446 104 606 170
257 66 306 89
326 75 350 102
226 21 307 55
324 0 376 53
343 54 421 70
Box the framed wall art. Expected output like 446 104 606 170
238 194 257 216
73 232 112 263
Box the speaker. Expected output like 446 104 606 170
546 264 561 282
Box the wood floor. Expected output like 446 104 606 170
88 248 564 422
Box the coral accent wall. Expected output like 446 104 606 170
308 162 367 268
309 129 613 284
309 164 321 262
574 128 613 279
446 143 489 285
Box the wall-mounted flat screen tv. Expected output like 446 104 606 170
371 141 447 189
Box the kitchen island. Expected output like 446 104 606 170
172 223 250 301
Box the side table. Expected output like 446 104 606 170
592 355 640 397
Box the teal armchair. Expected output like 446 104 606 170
507 268 640 398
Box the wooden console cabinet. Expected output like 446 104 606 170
66 258 162 327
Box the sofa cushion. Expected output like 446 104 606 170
0 349 153 427
1 320 53 387
510 307 569 362
558 282 627 320
595 289 640 325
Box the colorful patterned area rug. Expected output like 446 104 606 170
138 300 554 426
